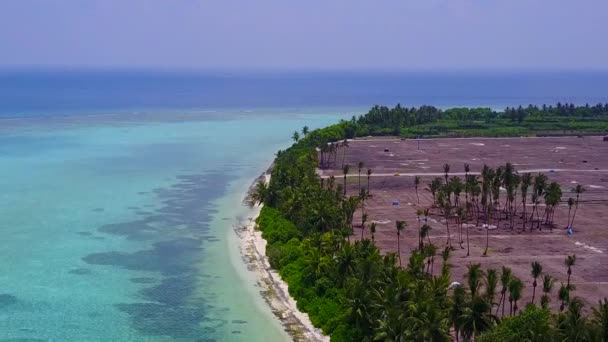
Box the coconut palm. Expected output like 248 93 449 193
543 181 562 227
357 161 364 191
591 298 608 341
457 206 465 249
570 184 586 229
443 163 450 186
464 163 470 208
442 199 453 247
485 268 499 307
565 254 576 288
567 197 575 228
416 208 424 250
520 172 532 230
466 263 485 298
422 243 437 275
361 213 368 239
292 131 300 142
396 220 407 266
508 276 524 315
541 274 555 309
341 139 349 167
531 261 543 304
421 224 431 248
497 266 512 317
251 180 269 205
301 125 309 136
559 282 570 311
370 222 376 241
342 164 350 196
415 175 421 204
427 177 443 206
366 168 373 194
458 296 497 340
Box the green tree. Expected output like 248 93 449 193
530 261 543 304
540 274 555 309
395 220 407 266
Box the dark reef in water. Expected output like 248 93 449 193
82 171 232 339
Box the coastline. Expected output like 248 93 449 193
238 173 329 342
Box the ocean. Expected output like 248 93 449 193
0 70 607 341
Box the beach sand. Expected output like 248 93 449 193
239 175 328 342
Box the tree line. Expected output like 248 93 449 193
253 120 608 341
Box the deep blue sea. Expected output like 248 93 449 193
2 70 608 117
0 70 607 341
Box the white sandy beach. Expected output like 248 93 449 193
239 175 329 342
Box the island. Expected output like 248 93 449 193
252 103 608 341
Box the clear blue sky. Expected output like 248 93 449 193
1 0 607 71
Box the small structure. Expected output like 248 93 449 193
448 282 462 290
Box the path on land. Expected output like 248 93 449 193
319 169 608 178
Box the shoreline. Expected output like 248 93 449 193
238 173 328 342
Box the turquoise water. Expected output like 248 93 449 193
0 110 350 341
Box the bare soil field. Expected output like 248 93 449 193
321 136 608 310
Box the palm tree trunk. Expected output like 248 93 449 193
397 233 401 266
466 223 470 257
483 226 489 256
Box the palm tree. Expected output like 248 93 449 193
441 199 452 247
342 196 360 237
567 197 575 228
292 131 300 142
508 277 524 315
415 175 421 204
520 173 532 230
485 269 499 307
342 164 350 196
443 163 450 186
251 180 269 205
396 220 407 266
341 139 349 168
451 286 466 342
301 125 309 136
458 296 497 340
366 168 373 194
425 243 438 276
416 208 424 250
497 266 512 317
464 163 470 210
540 274 555 309
357 161 364 191
457 206 465 249
565 254 576 288
570 184 586 229
466 263 485 298
370 222 376 241
421 224 432 248
559 282 570 311
531 261 543 304
361 213 368 239
591 298 608 341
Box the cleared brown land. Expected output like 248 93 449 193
321 136 608 309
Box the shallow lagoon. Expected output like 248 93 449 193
0 110 349 341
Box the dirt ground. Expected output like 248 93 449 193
320 136 608 310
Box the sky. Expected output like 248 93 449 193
1 0 607 71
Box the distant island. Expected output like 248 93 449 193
253 103 608 341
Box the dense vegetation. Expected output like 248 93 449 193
334 102 608 138
253 103 608 341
